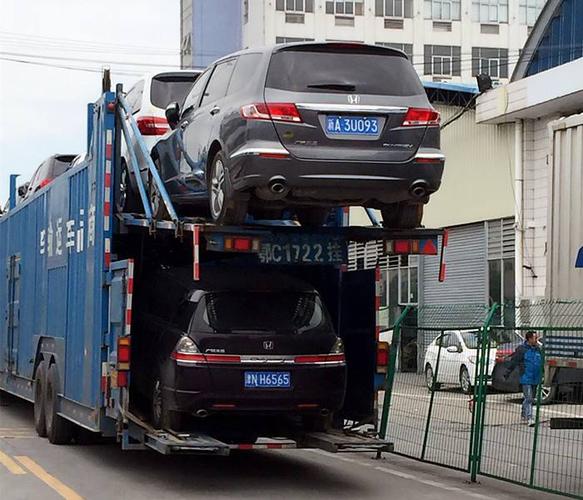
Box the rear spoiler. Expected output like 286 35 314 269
272 42 408 59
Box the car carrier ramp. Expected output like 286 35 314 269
301 430 393 453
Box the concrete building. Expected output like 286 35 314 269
181 0 545 84
476 0 583 302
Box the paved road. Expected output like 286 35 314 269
0 393 566 500
383 373 583 497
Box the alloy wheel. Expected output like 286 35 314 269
210 159 226 220
425 366 434 390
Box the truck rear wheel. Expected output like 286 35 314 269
33 360 48 438
45 364 74 445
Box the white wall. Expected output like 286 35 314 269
242 0 535 85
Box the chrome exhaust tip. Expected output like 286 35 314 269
410 182 429 200
195 409 209 418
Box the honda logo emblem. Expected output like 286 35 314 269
347 95 360 104
263 341 274 350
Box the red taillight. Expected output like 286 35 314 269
294 354 345 364
117 371 129 387
171 352 241 364
117 337 131 369
377 342 389 370
136 116 170 136
224 236 260 252
39 178 53 189
402 108 440 127
240 103 302 123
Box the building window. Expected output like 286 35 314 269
424 45 461 76
325 1 364 16
424 0 461 21
487 218 515 326
375 0 414 18
379 256 419 330
472 47 508 78
276 36 315 44
276 0 314 12
519 0 544 26
376 42 414 63
471 0 508 23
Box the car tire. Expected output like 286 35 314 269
45 364 74 445
117 160 139 213
540 384 557 405
460 366 473 395
302 413 333 432
296 208 330 228
208 151 247 225
33 360 48 438
381 203 424 229
149 160 171 220
425 364 441 392
151 378 184 431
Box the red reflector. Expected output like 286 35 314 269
118 337 131 364
137 116 170 136
171 352 206 363
421 239 438 255
416 157 443 163
233 238 252 251
402 108 440 127
297 403 319 409
394 240 411 254
237 444 254 450
240 103 302 123
212 403 236 409
548 359 557 366
39 178 53 189
117 371 128 387
205 354 241 363
258 152 289 159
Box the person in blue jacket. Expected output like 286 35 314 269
505 330 543 427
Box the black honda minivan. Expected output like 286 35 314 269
131 265 346 433
152 42 444 228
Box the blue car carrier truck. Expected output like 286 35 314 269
0 79 443 455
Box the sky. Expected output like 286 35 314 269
0 0 181 202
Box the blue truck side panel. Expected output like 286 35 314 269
0 95 114 426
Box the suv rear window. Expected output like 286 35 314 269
193 291 331 334
150 74 198 109
266 48 424 96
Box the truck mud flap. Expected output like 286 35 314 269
300 430 394 453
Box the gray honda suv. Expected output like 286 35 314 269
153 42 444 228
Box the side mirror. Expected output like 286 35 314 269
446 345 459 353
165 102 180 130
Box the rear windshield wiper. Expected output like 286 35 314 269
306 83 356 91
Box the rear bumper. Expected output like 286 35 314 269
229 148 444 206
164 363 347 416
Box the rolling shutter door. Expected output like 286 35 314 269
421 222 487 305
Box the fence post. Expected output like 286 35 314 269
470 303 499 482
529 328 547 487
379 305 412 440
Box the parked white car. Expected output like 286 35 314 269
119 70 202 211
423 330 497 394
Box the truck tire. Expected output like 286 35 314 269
117 160 139 213
381 203 423 229
33 360 48 437
45 364 73 445
208 151 248 225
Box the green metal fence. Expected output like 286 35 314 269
380 301 583 499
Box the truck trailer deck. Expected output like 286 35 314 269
0 84 443 455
